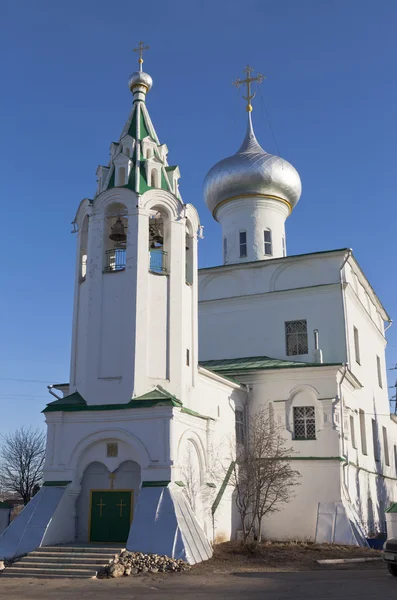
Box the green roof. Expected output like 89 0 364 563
43 387 182 413
200 356 342 373
42 387 211 422
386 503 397 514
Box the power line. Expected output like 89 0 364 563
258 87 282 158
0 377 56 384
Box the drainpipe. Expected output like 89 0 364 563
338 364 350 502
47 385 62 401
340 249 352 365
385 320 393 333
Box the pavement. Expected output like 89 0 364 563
0 566 396 600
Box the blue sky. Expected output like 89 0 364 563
0 0 396 435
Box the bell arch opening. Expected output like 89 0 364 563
103 202 128 272
148 205 169 274
79 215 89 282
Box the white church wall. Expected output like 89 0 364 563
99 270 126 379
198 285 345 364
263 460 342 541
147 273 169 380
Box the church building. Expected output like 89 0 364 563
0 46 395 563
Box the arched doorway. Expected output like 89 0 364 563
76 460 140 542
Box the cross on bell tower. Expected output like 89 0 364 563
133 40 149 71
233 65 265 112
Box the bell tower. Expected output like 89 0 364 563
69 47 200 406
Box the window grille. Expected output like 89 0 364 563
235 409 245 445
285 320 308 355
264 229 272 255
293 406 316 440
239 231 247 258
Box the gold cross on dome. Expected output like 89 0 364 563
133 40 149 69
233 65 265 112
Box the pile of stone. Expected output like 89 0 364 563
97 550 191 578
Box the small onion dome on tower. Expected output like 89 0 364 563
204 112 302 219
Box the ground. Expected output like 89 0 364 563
0 567 395 600
0 542 391 599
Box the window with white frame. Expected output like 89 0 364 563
353 326 360 364
293 406 316 440
383 426 390 466
359 409 367 455
235 408 245 445
376 355 383 388
285 320 308 356
239 231 247 258
223 237 227 264
264 229 272 256
372 418 380 461
350 415 357 449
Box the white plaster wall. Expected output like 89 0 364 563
217 197 289 263
263 460 342 540
147 273 168 381
199 285 345 363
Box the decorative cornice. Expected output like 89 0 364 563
214 193 292 219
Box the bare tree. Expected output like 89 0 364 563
0 427 46 505
229 407 300 544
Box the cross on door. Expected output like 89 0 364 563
116 498 127 518
97 498 106 517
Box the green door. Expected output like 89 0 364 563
90 491 133 543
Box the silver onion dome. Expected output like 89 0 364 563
204 114 302 218
128 70 153 93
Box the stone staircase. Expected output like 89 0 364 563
1 545 121 579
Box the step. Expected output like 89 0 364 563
36 546 122 554
1 572 95 579
4 566 97 577
13 560 105 569
21 555 111 565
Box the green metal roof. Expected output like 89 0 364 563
199 356 342 373
386 503 397 514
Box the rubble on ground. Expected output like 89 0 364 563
97 550 191 578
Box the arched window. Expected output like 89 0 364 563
79 215 89 281
264 229 272 255
149 208 168 274
117 166 126 187
103 203 128 272
150 170 156 188
235 408 245 445
185 224 194 285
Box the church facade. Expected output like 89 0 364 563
0 50 395 562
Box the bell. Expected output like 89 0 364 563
109 217 126 243
150 234 163 249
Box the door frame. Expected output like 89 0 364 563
88 489 134 542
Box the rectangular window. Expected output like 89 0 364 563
353 326 360 364
264 229 272 255
383 426 390 466
285 320 308 356
282 236 286 257
394 445 397 476
359 409 367 455
377 355 383 388
186 349 190 366
235 409 245 445
294 406 316 440
107 443 118 458
350 415 357 449
223 237 227 263
239 231 247 258
372 419 380 461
